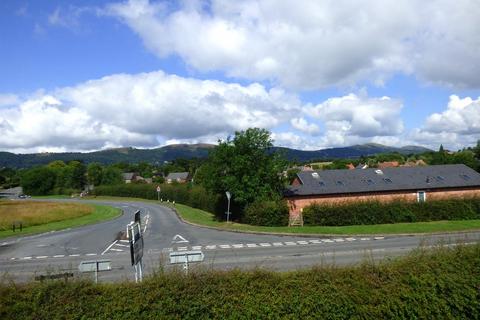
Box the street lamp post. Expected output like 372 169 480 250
225 191 231 223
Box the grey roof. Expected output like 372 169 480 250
166 172 190 180
285 164 480 197
122 172 135 180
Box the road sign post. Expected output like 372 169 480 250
78 260 112 284
225 191 231 223
156 186 161 201
127 221 144 282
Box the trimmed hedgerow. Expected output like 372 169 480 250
303 197 480 226
93 184 223 217
0 244 479 319
243 199 290 226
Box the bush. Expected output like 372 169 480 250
243 199 289 226
303 197 480 226
92 184 224 216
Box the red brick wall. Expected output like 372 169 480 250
286 188 480 218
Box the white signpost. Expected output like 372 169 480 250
127 221 144 282
156 186 161 201
78 260 112 284
169 235 204 274
225 191 231 223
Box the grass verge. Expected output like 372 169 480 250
78 195 480 235
0 244 479 319
0 202 120 239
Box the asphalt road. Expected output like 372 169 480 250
1 199 479 283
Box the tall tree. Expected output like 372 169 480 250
21 167 56 195
199 128 287 212
102 166 123 185
87 162 104 186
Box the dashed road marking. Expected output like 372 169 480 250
219 244 231 249
119 240 129 243
178 247 188 251
259 243 272 247
285 241 297 246
69 254 80 257
334 238 345 242
360 237 370 241
192 246 202 250
232 244 244 248
309 240 322 244
116 243 130 248
297 240 309 245
10 257 15 260
323 239 334 243
110 248 123 252
374 236 385 240
36 256 48 259
246 243 257 248
205 245 216 250
273 242 283 246
85 253 97 256
346 237 356 242
53 255 64 258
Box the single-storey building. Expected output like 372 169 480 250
166 172 190 184
285 164 480 219
122 172 137 184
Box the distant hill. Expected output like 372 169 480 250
0 143 431 168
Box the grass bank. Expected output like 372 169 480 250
78 195 480 235
0 244 479 319
0 201 120 239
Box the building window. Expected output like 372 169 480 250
417 191 426 202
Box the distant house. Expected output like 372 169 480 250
122 172 137 184
346 163 355 170
166 172 190 184
377 161 400 169
285 164 480 218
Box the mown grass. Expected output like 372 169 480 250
0 244 479 319
0 201 120 239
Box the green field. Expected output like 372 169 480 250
0 200 121 239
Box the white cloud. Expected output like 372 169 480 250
304 93 404 147
411 95 480 149
290 117 320 135
0 94 20 107
105 0 480 89
0 71 301 153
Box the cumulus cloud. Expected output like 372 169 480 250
411 95 480 149
104 0 480 89
0 71 301 153
304 93 404 147
0 94 20 107
290 117 320 135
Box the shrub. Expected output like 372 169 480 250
303 197 480 226
243 199 289 226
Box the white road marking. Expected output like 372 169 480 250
322 239 334 243
334 238 345 242
69 254 80 257
53 255 65 258
285 241 297 246
297 241 309 245
346 237 356 241
309 240 322 244
110 248 123 252
85 253 97 256
273 242 283 246
219 244 231 249
360 238 370 241
36 256 48 259
10 257 15 260
205 245 216 250
172 234 189 243
192 246 202 250
101 240 118 255
22 257 32 260
374 236 385 240
115 243 130 247
177 247 188 251
246 243 257 248
232 244 244 248
119 240 129 243
259 243 271 247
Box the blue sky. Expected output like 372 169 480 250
1 0 479 153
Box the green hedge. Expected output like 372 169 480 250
1 244 479 319
303 198 480 226
243 199 289 226
93 184 224 217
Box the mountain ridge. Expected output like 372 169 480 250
0 143 431 168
